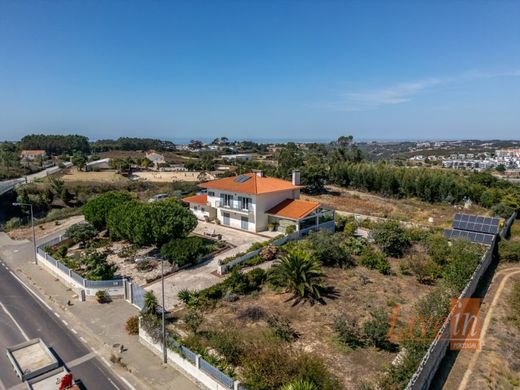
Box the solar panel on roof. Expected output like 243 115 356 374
452 213 500 235
233 175 251 183
444 229 495 245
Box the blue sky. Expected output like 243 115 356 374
1 1 519 142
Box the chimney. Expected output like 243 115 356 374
292 169 300 185
253 169 263 177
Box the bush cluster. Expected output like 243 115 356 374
160 236 215 266
359 247 391 274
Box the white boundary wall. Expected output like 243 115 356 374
139 326 240 390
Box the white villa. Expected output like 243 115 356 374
183 170 335 233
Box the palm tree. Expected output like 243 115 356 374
143 291 158 315
280 380 318 390
269 253 324 303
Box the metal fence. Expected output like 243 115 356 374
37 235 125 294
199 357 234 389
131 282 146 310
180 346 197 364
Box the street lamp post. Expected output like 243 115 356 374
13 202 37 264
161 258 167 364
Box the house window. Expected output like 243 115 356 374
193 206 198 211
241 197 251 210
223 194 233 207
208 191 215 196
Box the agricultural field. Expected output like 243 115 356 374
303 185 491 228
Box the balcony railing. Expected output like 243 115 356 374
215 200 254 215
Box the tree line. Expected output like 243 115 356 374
91 137 176 152
20 134 90 155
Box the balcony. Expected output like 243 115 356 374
215 200 254 216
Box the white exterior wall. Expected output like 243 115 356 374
254 189 300 231
189 203 216 221
205 188 300 232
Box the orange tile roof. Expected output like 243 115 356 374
266 199 321 220
20 150 46 155
182 194 208 205
199 173 302 195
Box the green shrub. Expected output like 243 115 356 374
161 236 214 266
4 217 22 231
210 330 244 366
362 308 391 350
125 315 139 335
184 310 204 334
306 230 354 267
405 253 441 284
285 225 296 234
241 343 339 390
500 239 520 262
371 220 411 258
266 315 298 342
426 233 451 265
492 202 515 218
65 222 98 244
342 236 368 256
246 268 267 291
333 314 363 348
442 240 483 292
359 248 391 275
95 290 110 303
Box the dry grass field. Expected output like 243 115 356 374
58 168 128 183
175 260 434 388
302 185 491 228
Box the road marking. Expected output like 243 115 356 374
65 352 96 368
80 336 87 343
9 270 52 310
54 312 60 318
62 319 69 326
107 377 121 390
101 356 112 367
0 301 30 341
119 376 136 390
71 328 78 334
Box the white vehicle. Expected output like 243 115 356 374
148 193 169 203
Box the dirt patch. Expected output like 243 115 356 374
132 171 214 183
302 186 491 228
58 168 128 183
7 215 85 241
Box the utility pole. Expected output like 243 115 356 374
161 258 167 364
13 202 37 264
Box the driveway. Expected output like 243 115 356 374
146 221 269 309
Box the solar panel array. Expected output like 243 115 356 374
233 175 252 183
444 229 495 245
452 213 500 235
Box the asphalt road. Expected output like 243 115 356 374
0 261 128 390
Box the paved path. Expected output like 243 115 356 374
146 221 269 309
